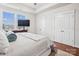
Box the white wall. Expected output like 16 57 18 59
0 5 36 33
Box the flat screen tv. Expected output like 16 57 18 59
18 20 30 26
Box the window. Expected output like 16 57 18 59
17 15 26 20
3 12 15 31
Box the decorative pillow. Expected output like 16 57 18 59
0 30 9 54
7 33 17 42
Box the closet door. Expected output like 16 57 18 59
75 10 79 48
55 13 65 43
63 12 74 46
55 11 74 46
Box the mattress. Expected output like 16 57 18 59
4 33 50 56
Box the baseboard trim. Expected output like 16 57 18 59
54 41 79 56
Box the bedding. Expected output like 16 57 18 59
2 33 50 56
17 33 47 41
0 30 9 54
6 31 14 36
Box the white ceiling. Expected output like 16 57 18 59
23 3 50 10
22 3 59 13
0 3 71 13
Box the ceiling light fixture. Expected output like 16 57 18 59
34 3 37 5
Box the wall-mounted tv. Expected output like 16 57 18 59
18 20 30 26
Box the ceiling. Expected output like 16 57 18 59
22 3 59 13
23 3 51 10
0 3 71 13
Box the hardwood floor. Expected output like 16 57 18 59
49 49 73 56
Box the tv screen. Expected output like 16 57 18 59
18 20 30 26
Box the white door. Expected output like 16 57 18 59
55 11 74 46
63 12 74 46
55 13 65 43
73 10 79 48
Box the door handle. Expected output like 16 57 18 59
61 30 64 32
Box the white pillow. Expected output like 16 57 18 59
0 30 9 54
6 31 14 36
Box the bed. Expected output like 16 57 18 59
3 33 51 56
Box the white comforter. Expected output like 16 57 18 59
5 33 50 56
17 33 47 41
